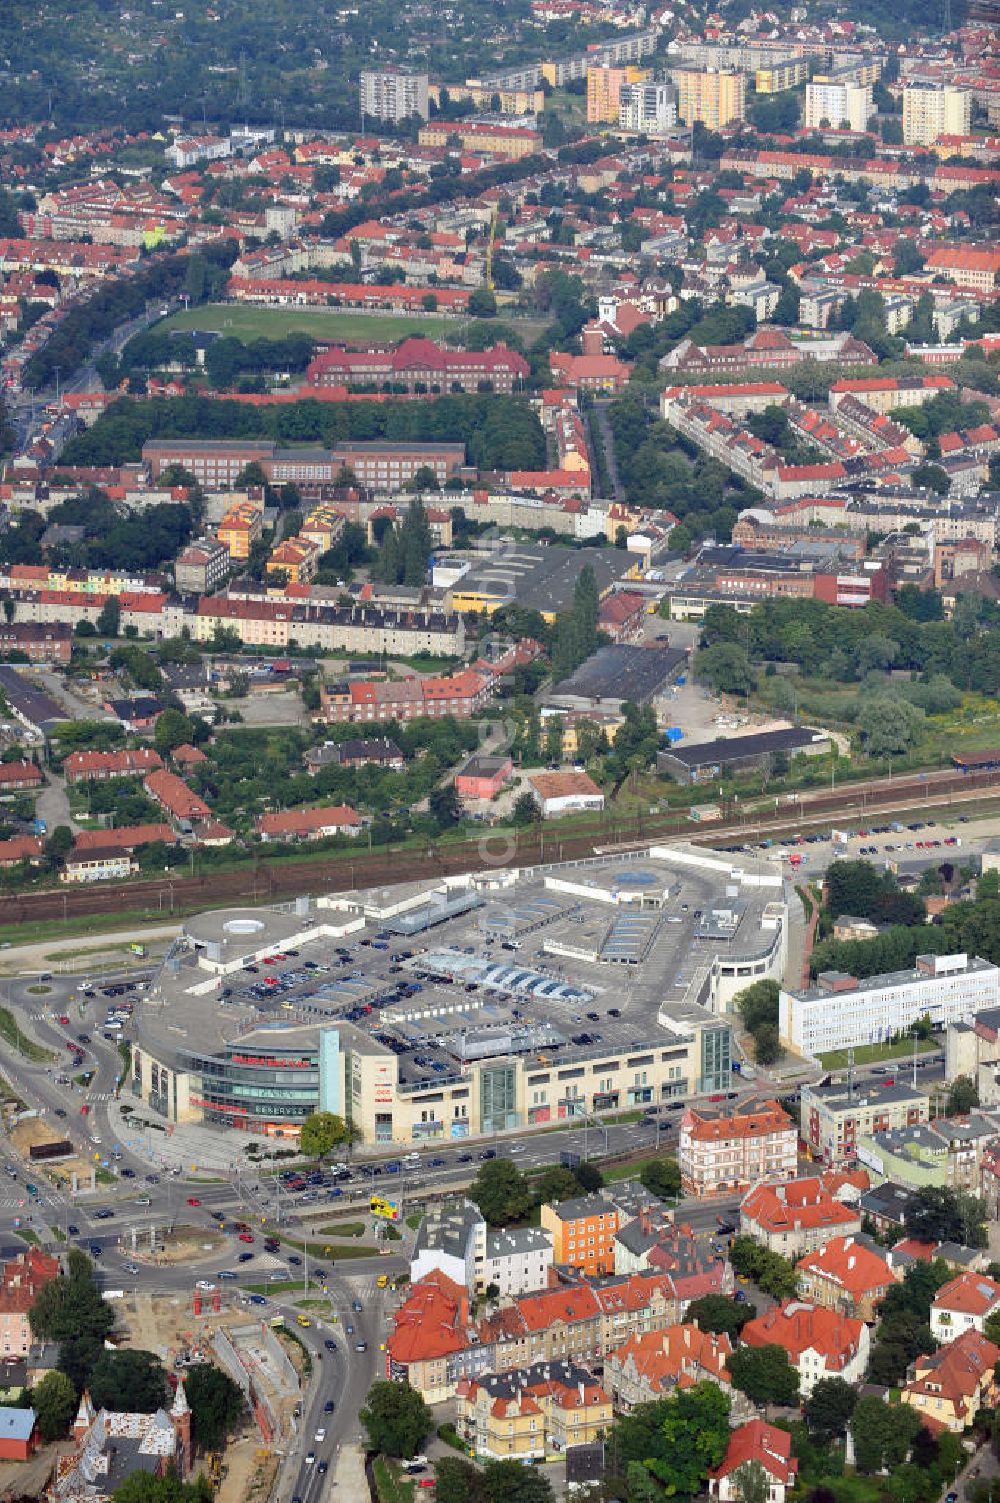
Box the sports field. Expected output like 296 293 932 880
161 303 461 343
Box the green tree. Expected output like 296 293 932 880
612 1383 731 1498
470 1159 532 1225
435 1457 487 1503
183 1364 244 1450
694 641 756 697
686 1294 755 1340
733 1460 771 1503
89 1349 168 1413
482 1461 553 1503
804 1376 857 1441
905 1186 987 1248
112 1474 213 1503
511 792 541 826
639 1157 681 1201
96 595 121 637
729 1344 799 1407
850 1395 921 1475
299 1111 352 1159
468 288 497 318
855 695 925 758
32 1369 78 1441
533 1165 581 1205
360 1379 431 1458
42 824 74 873
153 708 195 756
946 1076 979 1115
429 783 461 829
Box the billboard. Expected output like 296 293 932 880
370 1195 400 1221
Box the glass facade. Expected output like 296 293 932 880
480 1064 517 1133
184 1043 320 1132
699 1023 732 1094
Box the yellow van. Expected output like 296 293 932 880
376 1274 389 1289
296 1314 312 1328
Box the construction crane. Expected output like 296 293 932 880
484 206 499 292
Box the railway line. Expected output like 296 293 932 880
3 764 998 929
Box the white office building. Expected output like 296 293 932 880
359 69 430 122
779 953 1000 1057
804 79 873 133
411 1199 553 1295
619 81 678 133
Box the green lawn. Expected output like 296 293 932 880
0 1006 57 1062
373 1456 416 1503
160 304 461 344
817 1036 939 1069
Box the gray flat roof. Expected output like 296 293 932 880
549 644 686 705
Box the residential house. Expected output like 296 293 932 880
739 1176 863 1257
605 1323 733 1411
386 1272 474 1403
63 748 163 784
901 1328 1000 1433
303 738 405 774
739 1299 870 1397
256 805 362 842
709 1420 798 1503
454 755 513 801
456 1361 610 1460
0 761 43 793
930 1272 1000 1343
144 768 211 826
679 1101 797 1197
0 1249 59 1359
0 1407 37 1461
796 1236 897 1322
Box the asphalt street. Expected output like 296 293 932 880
0 957 950 1495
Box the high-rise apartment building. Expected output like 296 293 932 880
804 77 873 132
359 68 430 122
902 83 972 144
672 68 745 129
618 80 678 133
586 65 649 123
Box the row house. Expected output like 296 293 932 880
455 1362 610 1461
605 1323 734 1411
143 769 211 826
319 666 493 724
0 623 72 663
256 804 362 843
63 748 163 785
0 761 43 794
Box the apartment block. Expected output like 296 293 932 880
456 1361 610 1460
618 80 678 133
739 1176 863 1256
804 78 873 132
359 68 430 122
800 1081 929 1167
678 1100 797 1196
174 539 230 593
902 84 972 145
216 502 264 560
672 68 745 128
756 59 810 92
796 1235 897 1322
780 953 1000 1057
740 1299 869 1395
540 1194 620 1276
586 65 649 124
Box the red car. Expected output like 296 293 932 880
708 1093 725 1102
80 1104 90 1115
59 1015 70 1025
187 1197 201 1206
417 1483 435 1492
238 1232 254 1244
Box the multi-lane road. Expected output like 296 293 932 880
0 956 949 1494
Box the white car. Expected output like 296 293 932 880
196 1280 216 1291
304 1453 316 1466
314 1428 326 1443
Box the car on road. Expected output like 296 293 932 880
80 1104 90 1115
196 1280 216 1291
324 1401 336 1413
345 1323 354 1335
304 1453 315 1467
238 1252 254 1263
54 1108 67 1118
186 1197 201 1206
314 1428 326 1442
67 1224 79 1236
58 1015 70 1025
296 1315 311 1328
89 1244 102 1257
355 1341 367 1352
248 1294 267 1306
288 1255 302 1266
217 1270 237 1280
324 1340 337 1352
95 1208 114 1220
238 1232 254 1244
134 1196 151 1207
317 1462 328 1476
417 1479 434 1490
121 1167 135 1177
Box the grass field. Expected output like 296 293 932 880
161 304 462 344
159 302 552 348
817 1036 939 1069
0 1006 56 1062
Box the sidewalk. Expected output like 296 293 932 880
109 1094 261 1173
331 1441 367 1496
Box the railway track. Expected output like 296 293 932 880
3 765 998 929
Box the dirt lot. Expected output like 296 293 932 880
216 1439 279 1503
138 1224 227 1264
10 1118 93 1187
227 690 310 727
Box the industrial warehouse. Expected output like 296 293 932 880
130 845 789 1144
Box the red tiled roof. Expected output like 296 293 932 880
796 1236 895 1299
933 1272 1000 1317
741 1299 865 1368
256 804 361 837
710 1420 798 1487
